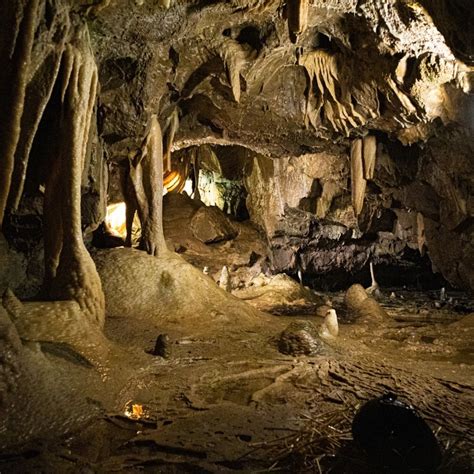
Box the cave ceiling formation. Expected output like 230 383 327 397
0 0 473 293
85 0 474 290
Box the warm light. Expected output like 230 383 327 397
163 170 181 191
124 400 146 419
105 202 141 240
132 404 144 418
163 170 186 193
105 202 128 237
105 171 186 239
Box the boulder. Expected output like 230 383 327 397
345 284 388 322
278 320 327 356
190 206 237 244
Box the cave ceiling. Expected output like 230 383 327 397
86 0 473 160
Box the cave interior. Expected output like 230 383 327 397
0 0 473 472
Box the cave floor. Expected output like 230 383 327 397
2 283 473 473
2 197 474 473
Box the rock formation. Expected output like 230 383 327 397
345 283 389 322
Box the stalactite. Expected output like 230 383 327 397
192 148 201 201
299 50 368 135
351 138 366 216
287 0 310 43
417 212 425 255
7 53 64 210
362 135 377 180
385 77 420 121
220 38 249 103
0 0 40 224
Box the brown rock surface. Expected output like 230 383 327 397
190 205 238 244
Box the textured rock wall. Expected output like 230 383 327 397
243 127 473 289
1 0 472 291
84 0 473 290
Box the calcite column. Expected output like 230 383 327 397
44 27 105 326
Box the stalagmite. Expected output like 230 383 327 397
44 28 105 325
319 308 339 340
366 262 380 297
362 135 377 180
126 114 167 257
287 0 310 43
219 265 232 292
345 284 388 322
351 138 366 216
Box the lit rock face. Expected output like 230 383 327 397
93 0 470 154
90 0 473 290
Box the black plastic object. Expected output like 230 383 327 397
352 393 442 473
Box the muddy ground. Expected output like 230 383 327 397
1 198 473 473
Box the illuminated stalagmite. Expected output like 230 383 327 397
43 29 105 325
123 115 167 256
0 4 104 326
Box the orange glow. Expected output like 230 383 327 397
124 400 145 419
163 170 186 193
132 404 144 418
106 166 186 239
105 202 128 237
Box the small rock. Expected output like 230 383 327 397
152 334 171 358
278 321 327 356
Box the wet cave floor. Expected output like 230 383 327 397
1 196 473 473
2 285 473 473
